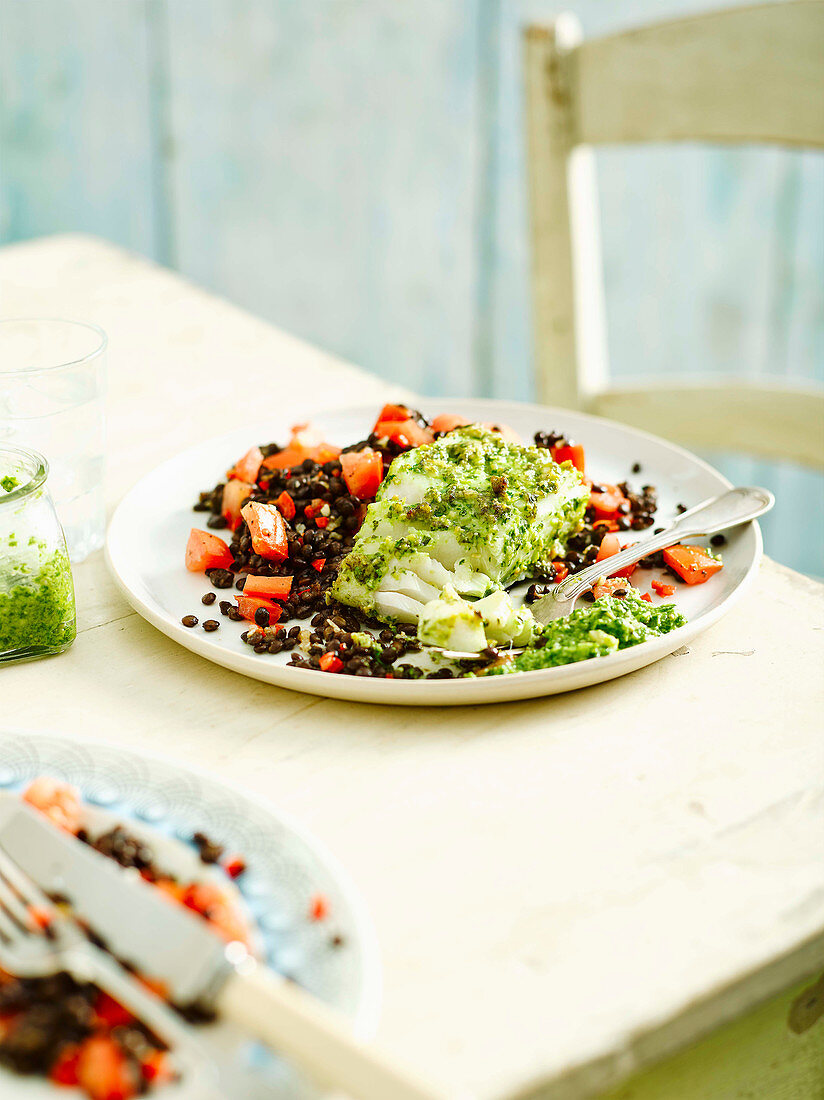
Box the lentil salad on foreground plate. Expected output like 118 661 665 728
181 404 727 680
0 730 378 1100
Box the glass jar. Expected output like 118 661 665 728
0 445 76 663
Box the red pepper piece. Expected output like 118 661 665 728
309 893 330 920
319 653 343 673
235 596 283 626
274 491 296 520
550 442 585 474
222 855 247 879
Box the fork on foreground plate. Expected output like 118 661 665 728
436 486 775 660
0 845 224 1097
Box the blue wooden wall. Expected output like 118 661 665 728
1 0 821 572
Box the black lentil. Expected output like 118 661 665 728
207 569 234 589
201 592 216 605
192 832 224 864
181 615 198 628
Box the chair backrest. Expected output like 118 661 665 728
524 1 824 468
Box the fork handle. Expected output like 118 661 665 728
554 486 774 605
217 962 444 1100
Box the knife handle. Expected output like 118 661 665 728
216 962 445 1100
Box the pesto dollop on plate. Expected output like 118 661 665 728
486 589 686 675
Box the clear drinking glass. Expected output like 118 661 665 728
0 319 106 562
0 444 76 663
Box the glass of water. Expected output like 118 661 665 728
0 319 106 562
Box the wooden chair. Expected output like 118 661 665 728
524 1 824 468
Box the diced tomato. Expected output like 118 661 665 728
304 497 326 520
221 479 255 531
589 484 630 520
93 991 135 1030
76 1035 138 1100
550 442 585 474
222 854 247 879
140 1051 174 1085
261 447 303 470
312 558 326 572
641 592 653 602
591 576 633 600
663 545 723 585
593 518 620 533
316 443 342 463
261 423 341 470
241 501 288 561
319 653 343 673
49 1044 82 1086
0 1011 20 1043
151 877 184 905
374 403 413 424
340 448 384 499
185 529 234 573
552 560 569 582
240 575 293 600
309 893 329 921
28 905 53 932
595 532 636 579
374 419 432 449
235 595 282 626
22 777 83 834
430 413 470 434
316 516 329 529
274 490 296 520
181 881 252 947
263 443 341 469
651 579 677 597
229 445 264 484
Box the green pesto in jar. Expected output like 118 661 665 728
0 548 76 652
486 590 686 674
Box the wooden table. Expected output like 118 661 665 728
2 235 823 1100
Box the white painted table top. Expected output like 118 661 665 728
2 235 823 1100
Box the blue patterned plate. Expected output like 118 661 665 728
0 729 381 1099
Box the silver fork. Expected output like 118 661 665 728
435 486 775 660
0 844 222 1096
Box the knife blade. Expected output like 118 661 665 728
0 800 234 1006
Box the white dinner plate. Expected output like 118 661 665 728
0 729 380 1099
106 399 762 705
